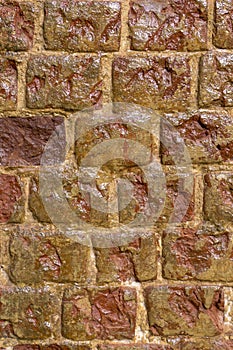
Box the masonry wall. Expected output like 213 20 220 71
0 0 233 349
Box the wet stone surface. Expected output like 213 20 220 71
62 287 137 340
144 286 224 336
0 0 35 51
0 174 24 223
204 172 233 226
0 115 65 166
0 287 57 339
26 55 102 110
161 111 233 164
129 0 208 51
163 225 233 281
44 0 121 52
113 55 193 112
0 58 17 110
199 53 233 107
8 225 91 284
214 0 233 49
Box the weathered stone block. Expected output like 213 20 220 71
0 58 17 110
62 287 137 340
9 225 91 284
163 225 233 281
44 1 121 52
199 53 233 107
26 55 101 110
113 56 194 112
144 286 224 336
0 116 65 166
94 233 158 283
0 0 35 51
129 0 208 51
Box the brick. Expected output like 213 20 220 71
199 53 233 107
94 233 158 283
204 172 233 225
98 345 175 350
214 0 233 48
0 0 35 51
9 225 91 284
113 56 193 112
144 286 224 336
26 55 102 110
44 0 121 52
162 225 233 281
0 115 65 166
129 0 208 51
0 174 24 223
161 112 233 164
0 58 17 110
0 287 57 339
62 287 137 340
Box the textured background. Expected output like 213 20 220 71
0 0 233 349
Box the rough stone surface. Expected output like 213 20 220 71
28 176 52 223
94 234 158 283
214 0 233 48
144 286 224 336
9 225 91 284
161 112 233 164
157 172 195 223
0 174 24 223
62 287 137 340
0 58 17 110
129 0 208 51
0 0 35 51
113 56 193 112
26 55 102 110
163 225 233 281
0 288 56 339
204 172 233 226
0 116 65 166
199 53 233 107
44 0 121 52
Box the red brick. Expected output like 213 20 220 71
144 286 224 336
0 58 17 110
26 55 102 110
129 0 208 51
199 53 233 107
204 172 233 225
9 225 91 284
163 225 233 281
161 111 233 164
44 0 121 52
0 174 24 223
214 0 233 48
0 287 57 339
62 287 137 340
113 56 193 112
0 116 65 166
0 0 35 51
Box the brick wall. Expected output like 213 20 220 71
0 0 233 349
